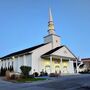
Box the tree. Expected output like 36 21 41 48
20 66 31 78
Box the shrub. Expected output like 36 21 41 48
40 71 48 76
44 72 48 76
5 70 11 80
49 73 55 77
29 74 34 78
20 66 31 78
49 73 59 77
0 67 3 76
40 71 45 76
10 74 16 80
1 68 4 76
33 72 39 77
9 66 14 72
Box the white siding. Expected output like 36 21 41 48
44 35 60 49
13 57 18 72
32 43 52 73
18 56 24 72
25 54 32 67
0 60 2 69
68 60 74 73
13 54 32 73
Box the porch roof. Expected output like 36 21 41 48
41 54 76 60
41 45 77 60
41 45 64 56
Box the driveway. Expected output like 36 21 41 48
0 74 90 90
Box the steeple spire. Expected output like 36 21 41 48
49 8 53 21
48 8 55 34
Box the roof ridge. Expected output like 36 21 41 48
1 43 48 59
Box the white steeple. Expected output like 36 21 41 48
49 8 53 21
48 8 55 34
44 8 61 48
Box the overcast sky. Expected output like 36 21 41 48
0 0 90 58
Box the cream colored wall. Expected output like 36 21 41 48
40 59 70 74
62 61 69 73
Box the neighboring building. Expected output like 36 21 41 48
0 9 77 74
79 58 90 72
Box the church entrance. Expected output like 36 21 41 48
63 66 68 73
45 65 50 74
55 65 60 73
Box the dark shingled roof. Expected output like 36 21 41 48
1 43 47 59
41 45 64 57
81 58 90 61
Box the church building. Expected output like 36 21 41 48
0 9 77 74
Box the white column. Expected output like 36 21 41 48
76 59 78 73
50 55 52 73
23 55 26 65
6 60 8 68
60 58 63 73
9 59 12 66
7 59 9 68
0 60 2 69
69 59 74 73
2 60 4 67
12 57 15 71
17 57 20 72
69 59 71 73
5 60 6 68
3 61 5 68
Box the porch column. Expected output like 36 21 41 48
5 60 7 68
2 60 3 68
12 56 15 71
9 59 11 67
60 58 63 73
17 57 20 72
3 61 5 68
50 55 52 73
69 59 74 73
68 59 71 73
6 59 8 69
8 60 10 68
0 60 2 69
23 55 27 65
76 59 78 73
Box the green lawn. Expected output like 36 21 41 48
17 78 46 83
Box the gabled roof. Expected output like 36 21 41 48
41 45 64 57
1 43 48 59
41 45 77 59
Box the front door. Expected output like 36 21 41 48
55 66 60 73
63 66 68 73
45 65 50 74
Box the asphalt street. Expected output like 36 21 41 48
0 74 90 90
